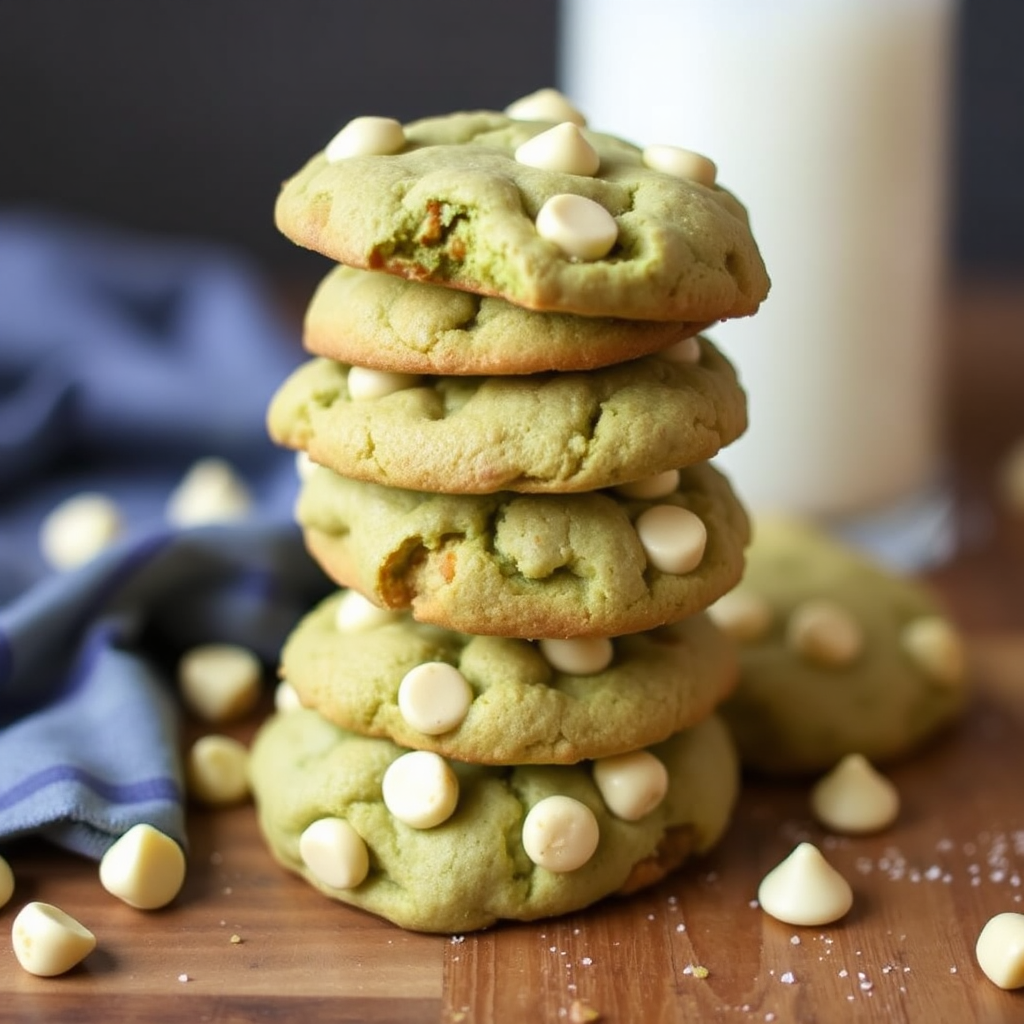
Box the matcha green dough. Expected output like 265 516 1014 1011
717 518 969 776
275 111 770 323
250 708 739 933
296 462 751 638
268 337 746 494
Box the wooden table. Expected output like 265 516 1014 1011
3 284 1023 1023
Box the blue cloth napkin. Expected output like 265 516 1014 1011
0 210 328 860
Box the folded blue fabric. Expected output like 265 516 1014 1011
0 210 328 859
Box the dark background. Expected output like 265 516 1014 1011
0 0 1020 284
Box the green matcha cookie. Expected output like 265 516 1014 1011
268 337 746 494
296 462 750 638
711 518 969 776
250 708 739 932
275 111 769 323
281 590 736 764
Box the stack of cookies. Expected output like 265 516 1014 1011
250 89 770 933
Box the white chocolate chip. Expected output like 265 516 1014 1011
706 588 774 642
592 750 669 821
535 194 618 261
166 457 251 526
186 734 251 806
810 754 900 835
505 87 586 126
346 365 420 401
325 116 405 162
901 616 965 687
295 450 320 482
976 912 1024 990
787 599 863 667
177 643 262 723
757 842 854 927
398 661 473 735
299 817 370 890
538 637 614 675
635 505 707 574
381 751 459 829
274 679 304 713
642 144 717 186
515 122 600 176
99 823 186 910
39 492 122 570
11 902 96 977
659 336 703 364
0 854 13 909
334 590 399 632
521 795 599 873
614 470 681 501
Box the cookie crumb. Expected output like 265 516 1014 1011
568 999 601 1023
230 934 243 945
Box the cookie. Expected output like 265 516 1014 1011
274 111 769 323
250 707 739 933
267 337 746 494
281 590 736 764
710 518 969 776
296 461 751 638
304 265 704 375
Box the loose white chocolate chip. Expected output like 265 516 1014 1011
11 902 96 977
0 854 13 909
334 589 399 632
515 122 600 176
398 661 473 735
787 599 863 667
614 470 680 501
635 505 707 574
177 643 262 723
592 750 669 821
642 144 717 186
299 818 370 890
757 842 854 926
274 679 304 713
99 823 186 910
535 194 618 261
186 734 250 806
381 751 459 829
325 116 405 162
166 457 251 526
706 588 774 643
901 616 965 687
39 492 122 570
659 336 703 365
505 87 586 126
976 912 1024 990
538 637 614 675
810 754 900 835
346 365 420 401
522 795 600 872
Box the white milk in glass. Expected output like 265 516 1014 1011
561 0 956 554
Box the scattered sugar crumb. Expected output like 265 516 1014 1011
838 969 849 978
780 971 796 985
950 966 958 974
765 1014 776 1022
451 934 466 944
675 923 686 933
790 935 801 946
178 973 189 983
749 899 760 909
580 956 593 967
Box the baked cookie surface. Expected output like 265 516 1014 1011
281 591 737 764
296 462 751 638
712 518 969 775
268 338 746 494
275 111 769 323
250 708 739 933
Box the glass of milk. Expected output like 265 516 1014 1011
561 0 957 567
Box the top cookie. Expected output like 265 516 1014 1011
275 110 770 322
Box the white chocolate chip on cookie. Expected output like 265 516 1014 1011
757 842 854 927
706 588 774 643
186 734 251 806
635 505 707 574
522 795 600 872
299 817 370 891
535 194 618 261
178 643 262 723
538 637 614 675
166 457 251 526
334 590 399 632
346 365 420 401
505 87 586 126
976 912 1024 990
382 751 459 829
398 661 473 735
296 450 320 482
11 902 96 977
99 823 186 910
593 750 669 821
901 616 965 687
787 599 863 667
515 122 600 176
325 116 405 162
810 754 900 835
659 336 703 364
615 470 681 501
642 144 717 186
274 679 304 713
39 492 122 570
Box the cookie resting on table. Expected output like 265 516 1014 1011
250 707 739 933
274 111 770 323
710 518 969 776
267 336 746 495
280 590 737 765
295 461 751 639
